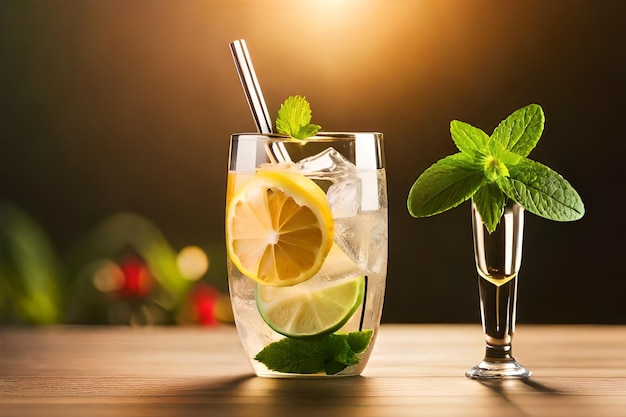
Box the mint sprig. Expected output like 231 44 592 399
254 330 373 375
407 104 585 233
275 95 321 139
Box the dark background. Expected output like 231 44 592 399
1 0 625 324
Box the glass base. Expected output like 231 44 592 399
465 359 531 379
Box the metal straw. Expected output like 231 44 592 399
229 39 273 134
230 39 292 163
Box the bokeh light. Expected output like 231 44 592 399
177 246 210 281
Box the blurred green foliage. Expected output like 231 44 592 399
0 202 61 324
0 202 231 326
65 212 194 325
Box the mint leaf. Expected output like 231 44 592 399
325 360 350 376
472 183 506 233
482 154 510 183
450 120 489 154
297 123 321 139
487 142 524 167
491 104 544 157
407 153 484 218
498 158 585 221
407 103 584 229
275 95 321 140
254 330 373 375
481 142 522 183
347 329 373 353
255 338 326 374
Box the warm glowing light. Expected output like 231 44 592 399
92 261 125 292
177 245 209 281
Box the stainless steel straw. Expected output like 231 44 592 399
229 39 273 134
230 39 292 163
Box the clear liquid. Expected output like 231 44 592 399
477 273 518 347
468 201 529 378
472 201 523 348
227 169 388 377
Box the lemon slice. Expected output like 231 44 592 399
256 275 365 338
226 168 334 287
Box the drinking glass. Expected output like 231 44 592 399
226 133 387 377
465 200 531 379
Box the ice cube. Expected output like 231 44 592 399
296 148 357 182
334 210 388 274
327 178 361 218
296 148 362 217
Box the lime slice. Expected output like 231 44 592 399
256 275 365 338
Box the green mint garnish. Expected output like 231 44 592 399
407 104 585 233
275 95 321 140
254 330 373 375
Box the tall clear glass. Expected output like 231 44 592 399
466 200 531 379
226 133 387 377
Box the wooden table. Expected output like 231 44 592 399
1 324 625 417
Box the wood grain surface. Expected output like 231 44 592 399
1 324 625 416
